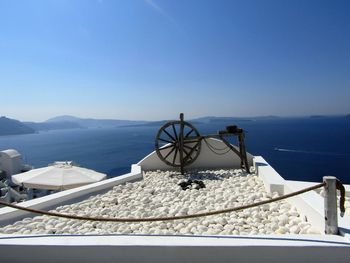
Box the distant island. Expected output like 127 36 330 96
44 115 149 128
309 115 326 119
0 115 149 136
24 121 82 131
0 116 35 136
1 114 349 136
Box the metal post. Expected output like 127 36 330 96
323 176 338 235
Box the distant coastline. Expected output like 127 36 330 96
1 114 349 136
0 117 35 136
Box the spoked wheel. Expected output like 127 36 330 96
155 118 202 168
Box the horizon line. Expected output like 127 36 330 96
1 113 349 123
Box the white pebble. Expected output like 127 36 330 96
0 169 315 237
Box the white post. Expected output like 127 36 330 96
323 176 338 235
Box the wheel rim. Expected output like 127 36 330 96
155 121 201 167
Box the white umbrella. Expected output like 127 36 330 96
11 161 106 190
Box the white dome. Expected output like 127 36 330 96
1 149 21 158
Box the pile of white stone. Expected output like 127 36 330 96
0 169 320 235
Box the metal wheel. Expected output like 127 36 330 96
155 120 201 168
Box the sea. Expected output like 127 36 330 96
0 117 349 184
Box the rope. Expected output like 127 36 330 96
203 138 231 155
336 179 346 216
0 182 326 222
203 138 229 151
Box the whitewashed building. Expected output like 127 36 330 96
0 149 31 179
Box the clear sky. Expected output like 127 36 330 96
0 0 349 121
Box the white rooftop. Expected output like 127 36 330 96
1 169 318 235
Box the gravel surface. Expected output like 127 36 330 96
0 169 320 235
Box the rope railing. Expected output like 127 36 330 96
0 182 327 223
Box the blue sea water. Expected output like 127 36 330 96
0 117 349 184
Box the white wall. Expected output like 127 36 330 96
0 149 23 178
0 234 349 263
253 156 325 232
138 138 254 171
253 156 350 234
254 156 285 195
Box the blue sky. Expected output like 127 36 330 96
0 0 349 121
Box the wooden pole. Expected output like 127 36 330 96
323 176 338 235
179 113 185 175
239 132 250 173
